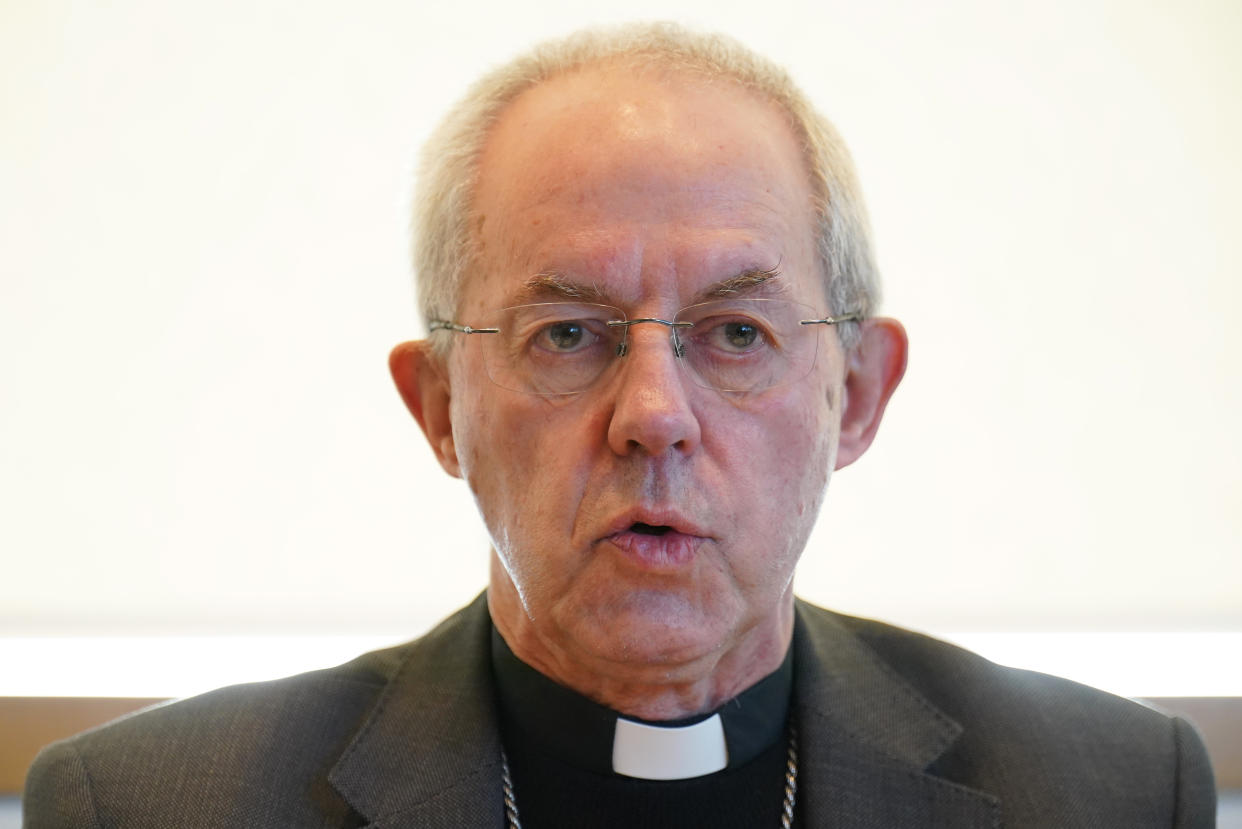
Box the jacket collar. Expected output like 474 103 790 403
329 594 1000 828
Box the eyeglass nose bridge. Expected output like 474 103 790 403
606 318 694 358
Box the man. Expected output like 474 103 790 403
25 22 1216 828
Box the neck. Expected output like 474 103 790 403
488 556 795 720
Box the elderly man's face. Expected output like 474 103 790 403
396 64 901 696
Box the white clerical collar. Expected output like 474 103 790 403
489 625 793 781
612 712 727 779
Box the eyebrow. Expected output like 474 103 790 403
701 265 786 300
512 265 788 307
513 272 610 304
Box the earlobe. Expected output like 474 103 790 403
389 341 462 478
834 318 908 470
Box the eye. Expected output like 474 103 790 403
699 316 769 352
535 319 596 352
722 320 759 349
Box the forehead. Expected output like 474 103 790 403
468 63 821 311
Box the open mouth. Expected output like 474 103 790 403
606 518 701 569
630 522 673 536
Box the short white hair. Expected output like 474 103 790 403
412 22 879 348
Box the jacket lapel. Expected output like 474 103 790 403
793 602 1001 828
328 594 505 828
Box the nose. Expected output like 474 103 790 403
605 323 703 457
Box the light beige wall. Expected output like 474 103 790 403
2 0 1239 642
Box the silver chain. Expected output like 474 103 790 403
500 747 523 829
780 725 798 829
500 726 798 828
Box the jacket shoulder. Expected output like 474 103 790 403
818 606 1172 731
24 654 394 827
21 619 458 828
795 601 1217 826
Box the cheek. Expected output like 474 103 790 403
453 394 534 567
454 392 523 500
719 387 836 570
741 386 836 483
451 381 587 533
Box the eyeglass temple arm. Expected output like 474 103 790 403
429 320 500 335
799 313 863 326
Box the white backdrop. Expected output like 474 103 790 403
3 0 1239 653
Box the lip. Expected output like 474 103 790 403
597 509 711 571
599 508 712 540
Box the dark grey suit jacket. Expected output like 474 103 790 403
24 594 1217 827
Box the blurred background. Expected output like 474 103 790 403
1 1 1239 815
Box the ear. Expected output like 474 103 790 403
834 317 908 470
389 340 461 478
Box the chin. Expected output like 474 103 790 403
568 588 741 666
